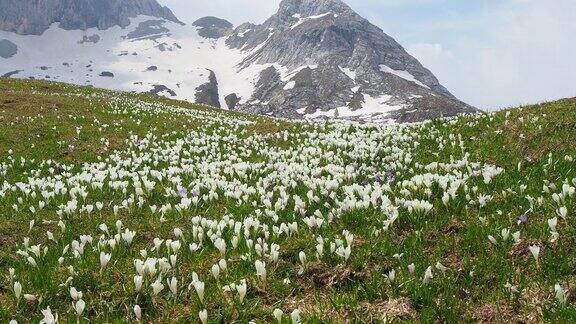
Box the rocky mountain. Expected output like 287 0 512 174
0 0 181 35
0 0 476 122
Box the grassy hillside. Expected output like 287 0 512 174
0 78 575 323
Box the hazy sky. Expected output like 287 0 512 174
157 0 576 110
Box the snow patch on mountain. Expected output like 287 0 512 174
290 12 335 29
0 16 282 107
380 65 430 89
304 94 404 122
339 67 356 82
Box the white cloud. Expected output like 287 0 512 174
408 0 576 110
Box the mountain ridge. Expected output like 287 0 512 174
0 0 476 123
0 0 181 35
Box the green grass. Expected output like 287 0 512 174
0 78 575 323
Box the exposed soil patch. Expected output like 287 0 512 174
362 297 415 321
305 262 366 289
471 302 518 323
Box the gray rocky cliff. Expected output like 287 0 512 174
195 70 221 108
0 0 181 35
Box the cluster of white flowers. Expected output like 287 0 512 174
2 93 574 322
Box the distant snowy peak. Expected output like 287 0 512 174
0 0 476 123
221 0 476 122
278 0 354 18
0 0 181 35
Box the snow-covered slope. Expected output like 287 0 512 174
0 17 266 107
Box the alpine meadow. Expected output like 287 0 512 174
1 0 575 323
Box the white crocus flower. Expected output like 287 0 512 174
299 251 307 267
435 262 448 275
557 206 568 219
134 305 142 321
529 245 540 262
423 266 434 284
408 263 416 276
548 217 558 232
273 308 284 322
211 263 221 280
488 235 497 244
151 279 164 296
237 280 247 303
255 260 267 287
555 283 567 305
214 238 226 256
24 294 37 301
99 224 109 234
385 270 396 283
194 281 205 304
291 309 301 324
70 287 82 301
100 252 111 272
168 276 178 295
500 228 510 241
512 231 521 244
74 299 86 316
40 307 58 324
13 281 22 302
134 275 143 293
199 309 208 324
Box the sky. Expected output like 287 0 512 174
157 0 576 110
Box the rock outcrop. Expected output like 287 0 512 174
195 70 221 108
0 0 181 35
192 17 233 39
0 39 17 58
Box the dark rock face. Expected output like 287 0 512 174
228 0 476 121
148 84 176 96
126 19 169 40
195 70 220 108
192 16 233 39
78 34 100 44
0 0 182 35
0 39 18 58
225 93 241 110
2 70 22 77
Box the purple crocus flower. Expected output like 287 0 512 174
177 187 188 198
517 214 528 225
386 169 397 184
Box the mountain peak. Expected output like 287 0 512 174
278 0 352 17
0 0 182 35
